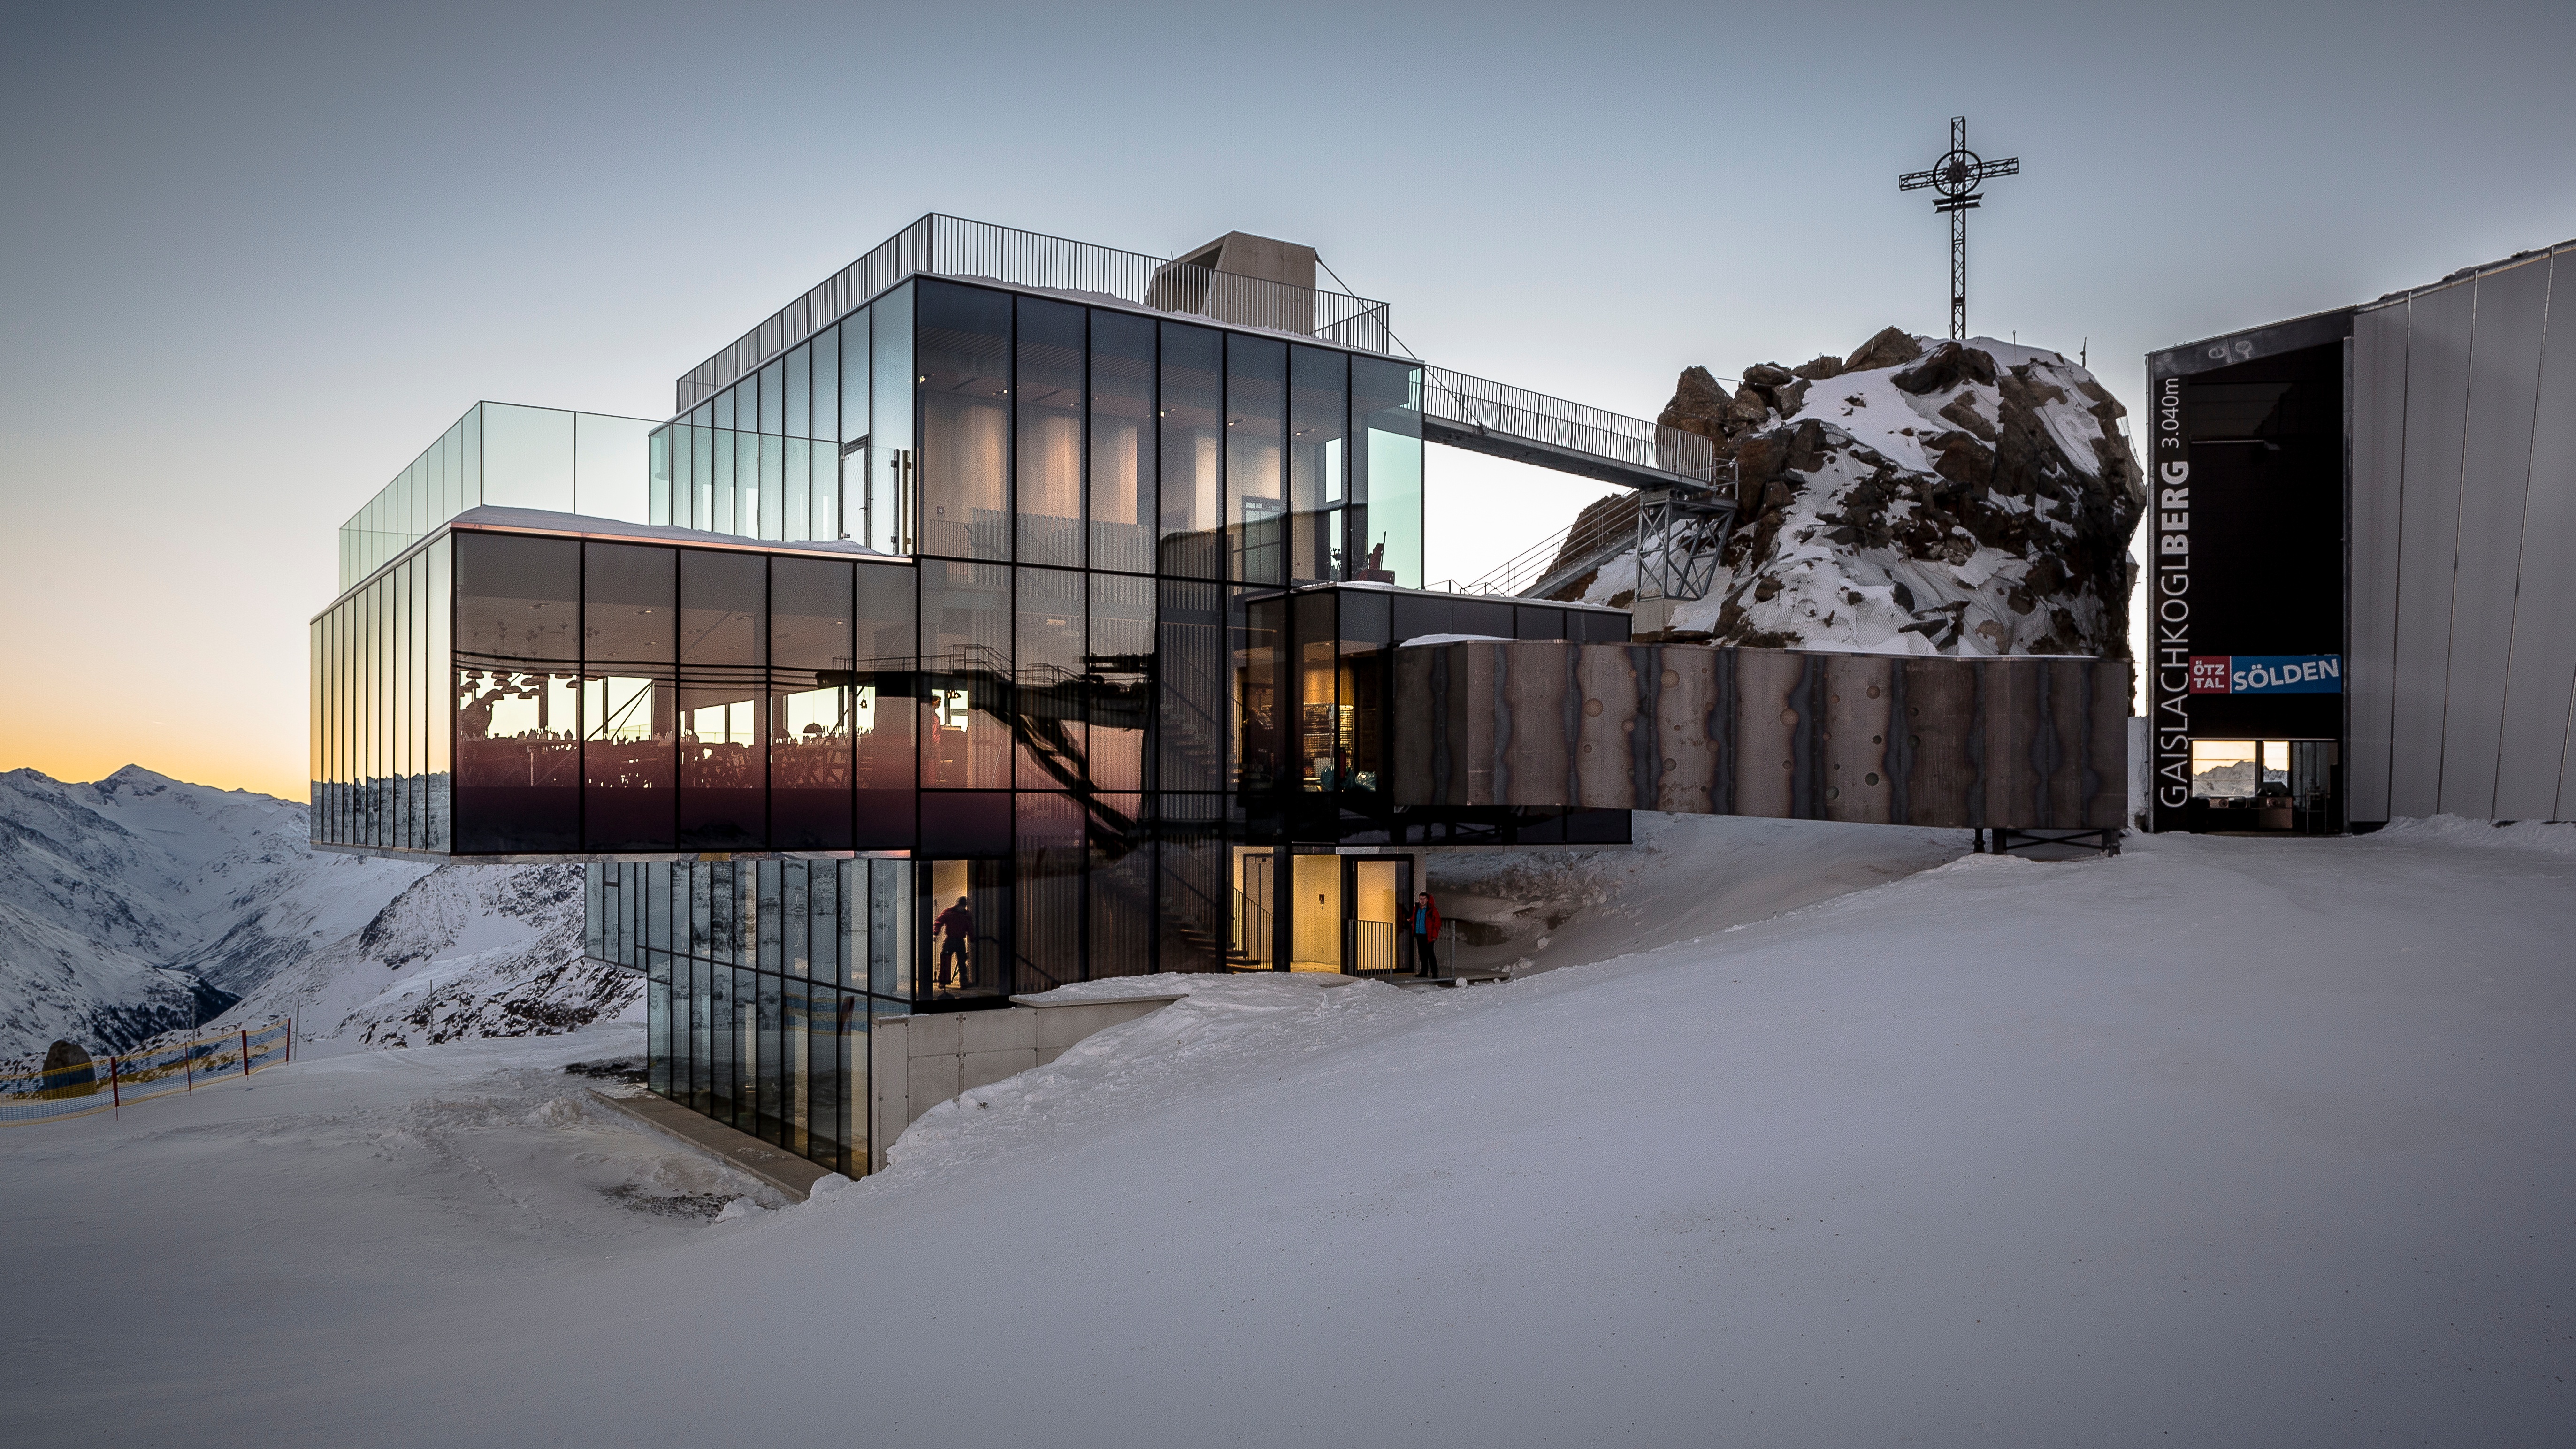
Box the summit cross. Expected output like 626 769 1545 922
1898 116 2020 341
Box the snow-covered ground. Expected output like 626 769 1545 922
7 816 2572 1445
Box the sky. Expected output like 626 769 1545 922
3 0 2572 801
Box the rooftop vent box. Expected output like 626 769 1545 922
1148 231 1320 332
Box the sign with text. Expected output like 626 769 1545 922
2188 654 2342 695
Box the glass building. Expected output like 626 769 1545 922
313 215 1631 1180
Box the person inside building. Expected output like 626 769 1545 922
1411 890 1442 977
935 895 975 990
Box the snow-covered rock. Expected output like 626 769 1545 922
1558 328 2146 657
0 766 636 1060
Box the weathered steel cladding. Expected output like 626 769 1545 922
1392 642 2129 830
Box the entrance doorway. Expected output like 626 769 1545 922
1231 848 1416 974
1346 857 1411 975
2186 739 2340 833
923 858 1009 1002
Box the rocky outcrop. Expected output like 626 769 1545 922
1575 330 2145 659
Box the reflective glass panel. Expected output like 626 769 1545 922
452 533 581 852
679 549 766 848
1015 567 1085 790
1289 346 1348 583
1088 309 1155 575
584 542 677 851
1087 573 1153 792
1226 335 1286 585
1158 322 1222 579
1015 297 1083 568
917 281 1010 561
1350 358 1423 587
854 561 917 847
771 556 855 850
918 560 1010 789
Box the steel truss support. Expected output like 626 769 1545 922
1633 488 1731 602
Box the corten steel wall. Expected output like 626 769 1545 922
1392 642 2129 830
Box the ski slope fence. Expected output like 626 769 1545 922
0 1019 294 1125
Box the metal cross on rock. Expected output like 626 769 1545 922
1898 116 2020 341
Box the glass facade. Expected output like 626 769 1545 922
317 259 1538 1186
592 856 888 1178
340 403 656 591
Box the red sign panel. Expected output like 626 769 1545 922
2189 656 2232 694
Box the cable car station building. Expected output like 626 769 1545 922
2145 237 2576 834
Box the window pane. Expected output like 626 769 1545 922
584 542 677 851
855 561 917 847
758 358 785 435
1351 358 1423 587
812 323 840 445
841 313 871 448
1157 579 1224 793
1226 335 1286 585
1014 792 1082 994
1289 346 1347 583
1015 566 1085 789
679 549 765 849
870 289 913 554
1155 793 1226 973
1158 322 1222 579
757 432 783 541
784 437 811 541
1088 309 1156 575
1233 591 1287 794
1015 297 1083 568
649 427 672 527
1085 791 1152 976
452 533 581 852
919 559 1010 788
772 556 855 850
918 281 1010 561
1087 573 1153 791
784 343 810 439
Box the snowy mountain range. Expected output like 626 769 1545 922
0 766 635 1063
1557 329 2146 657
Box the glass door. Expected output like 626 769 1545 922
1345 857 1411 975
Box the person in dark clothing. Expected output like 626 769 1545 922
934 896 975 989
1411 891 1442 976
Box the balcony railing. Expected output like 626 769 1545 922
675 214 1397 413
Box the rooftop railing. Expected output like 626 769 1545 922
675 214 1396 413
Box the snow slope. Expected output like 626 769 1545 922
0 766 428 1055
0 766 635 1060
8 816 2572 1445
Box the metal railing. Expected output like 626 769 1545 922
1453 493 1644 599
1422 366 1718 485
678 215 1397 412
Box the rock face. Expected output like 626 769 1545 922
1576 331 2145 658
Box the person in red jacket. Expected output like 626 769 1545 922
1411 891 1442 976
934 896 975 989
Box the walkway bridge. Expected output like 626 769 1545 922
1421 366 1736 602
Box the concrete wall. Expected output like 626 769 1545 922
1391 641 2129 830
2350 241 2576 823
868 995 1179 1173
